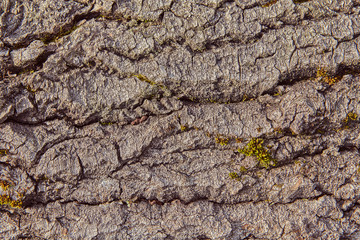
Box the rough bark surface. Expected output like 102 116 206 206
1 0 360 239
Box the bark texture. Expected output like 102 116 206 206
1 0 360 239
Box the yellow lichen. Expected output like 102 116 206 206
215 136 229 146
342 112 358 129
316 67 339 85
290 128 297 135
0 180 9 191
294 159 301 164
229 172 241 181
0 149 8 156
180 125 187 131
242 94 248 102
25 85 37 93
238 138 276 169
0 180 23 208
100 121 115 126
273 127 282 134
240 166 247 173
347 112 358 121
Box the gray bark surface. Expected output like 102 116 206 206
1 0 360 239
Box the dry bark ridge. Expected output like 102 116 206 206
1 0 360 239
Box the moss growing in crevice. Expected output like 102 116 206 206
134 74 157 86
238 138 276 169
133 74 167 90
